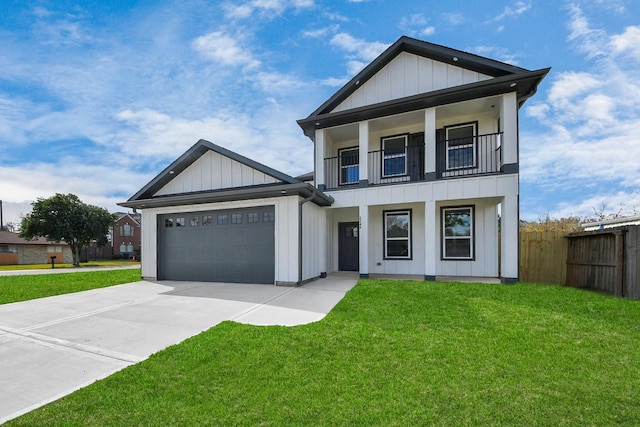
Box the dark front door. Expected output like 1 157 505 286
338 222 359 271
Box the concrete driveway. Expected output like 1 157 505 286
0 273 358 423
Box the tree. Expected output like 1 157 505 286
20 194 116 267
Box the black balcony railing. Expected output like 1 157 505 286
436 132 503 179
323 132 503 190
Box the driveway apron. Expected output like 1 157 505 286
0 273 358 423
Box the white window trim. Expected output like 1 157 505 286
384 209 412 260
445 123 477 170
382 135 408 178
442 206 474 260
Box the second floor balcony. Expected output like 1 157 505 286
322 132 504 190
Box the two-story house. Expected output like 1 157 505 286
120 36 549 285
112 212 141 259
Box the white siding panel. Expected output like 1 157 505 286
432 61 448 90
389 54 405 100
404 53 419 97
376 66 391 103
155 151 281 197
446 64 463 87
302 203 326 280
331 53 494 113
418 57 434 92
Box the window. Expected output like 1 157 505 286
446 123 476 169
384 210 411 259
122 223 132 236
231 213 242 224
164 218 173 227
248 212 259 223
263 211 274 222
218 214 228 225
202 215 213 226
382 135 408 177
0 245 17 253
339 147 359 185
47 246 63 253
190 216 200 227
442 206 474 260
176 217 185 227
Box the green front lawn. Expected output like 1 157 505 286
8 279 640 426
0 268 141 304
0 260 140 271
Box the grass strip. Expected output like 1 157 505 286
7 279 640 426
0 269 141 304
0 261 140 271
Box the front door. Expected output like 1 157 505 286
338 222 359 271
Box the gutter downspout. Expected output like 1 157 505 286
298 186 317 286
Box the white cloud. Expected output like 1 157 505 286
521 6 640 219
222 0 314 20
487 1 531 22
610 25 640 61
469 45 520 65
440 13 464 26
192 31 261 69
329 33 389 63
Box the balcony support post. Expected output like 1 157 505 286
424 200 437 281
315 128 326 190
424 108 437 181
358 121 369 187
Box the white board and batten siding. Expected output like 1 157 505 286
333 52 492 113
155 150 281 196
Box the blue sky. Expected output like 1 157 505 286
1 0 639 225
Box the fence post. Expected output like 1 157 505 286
614 230 626 297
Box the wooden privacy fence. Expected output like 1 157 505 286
519 231 568 285
566 226 640 299
519 226 640 299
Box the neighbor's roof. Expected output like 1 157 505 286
0 231 68 246
297 35 550 138
581 214 640 230
119 139 333 209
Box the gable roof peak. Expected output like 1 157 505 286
306 35 531 119
126 139 300 202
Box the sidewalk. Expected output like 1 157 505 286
0 264 141 276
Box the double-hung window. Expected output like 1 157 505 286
445 123 476 169
384 210 412 259
339 147 359 185
382 135 407 177
442 206 474 260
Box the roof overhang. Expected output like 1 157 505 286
118 182 334 210
298 68 550 138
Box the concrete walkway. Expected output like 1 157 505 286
0 273 358 423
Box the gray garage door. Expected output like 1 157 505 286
158 206 275 284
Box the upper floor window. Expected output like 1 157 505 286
339 147 359 185
382 135 407 177
445 123 477 170
442 206 474 260
121 223 133 237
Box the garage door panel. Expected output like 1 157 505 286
158 206 275 284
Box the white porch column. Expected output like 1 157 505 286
501 194 519 283
424 108 436 180
315 129 326 190
359 204 369 278
358 121 369 186
500 92 518 167
424 200 437 280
